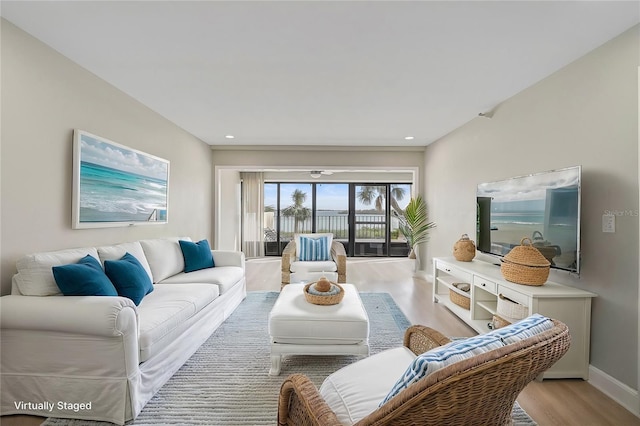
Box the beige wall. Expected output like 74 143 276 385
0 20 214 295
424 26 639 389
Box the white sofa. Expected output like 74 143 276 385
0 237 246 425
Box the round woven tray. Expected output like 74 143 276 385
303 282 344 305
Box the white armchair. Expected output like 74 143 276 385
281 233 346 285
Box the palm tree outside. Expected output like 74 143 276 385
282 189 311 234
356 185 407 215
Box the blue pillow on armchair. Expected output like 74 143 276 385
179 239 215 273
52 254 118 296
104 252 154 306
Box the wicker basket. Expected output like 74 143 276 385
453 233 476 262
304 282 344 305
449 287 470 310
492 314 512 329
497 294 528 320
500 238 550 286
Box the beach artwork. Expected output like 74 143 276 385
72 130 169 228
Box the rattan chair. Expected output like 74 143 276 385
281 234 346 285
278 320 570 425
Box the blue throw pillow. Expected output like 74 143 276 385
104 252 154 306
380 314 554 405
52 255 117 296
179 239 215 273
299 236 331 261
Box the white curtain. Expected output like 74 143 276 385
240 172 265 258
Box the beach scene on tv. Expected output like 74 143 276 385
77 133 169 223
476 167 580 272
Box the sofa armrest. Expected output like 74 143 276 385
0 295 138 337
281 241 296 284
403 325 452 355
330 241 346 283
212 250 245 270
278 374 342 426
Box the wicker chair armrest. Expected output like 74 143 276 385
330 241 346 283
282 240 296 271
278 374 343 426
404 325 452 355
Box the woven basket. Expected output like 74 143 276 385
304 282 344 305
492 314 512 329
500 237 550 286
453 233 476 262
449 288 470 310
497 294 528 320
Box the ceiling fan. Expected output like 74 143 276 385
309 170 334 179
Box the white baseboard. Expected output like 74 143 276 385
589 365 639 418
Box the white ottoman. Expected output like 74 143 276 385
268 283 370 375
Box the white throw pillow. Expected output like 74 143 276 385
14 247 101 296
140 237 191 283
98 241 154 283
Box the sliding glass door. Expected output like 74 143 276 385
262 182 410 257
350 184 411 256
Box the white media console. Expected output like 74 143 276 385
433 256 597 379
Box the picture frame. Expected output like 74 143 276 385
72 129 170 229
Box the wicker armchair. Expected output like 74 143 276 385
281 234 346 285
278 320 570 425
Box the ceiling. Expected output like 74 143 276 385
2 1 638 147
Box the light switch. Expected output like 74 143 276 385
602 214 615 233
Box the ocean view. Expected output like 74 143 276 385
79 161 168 222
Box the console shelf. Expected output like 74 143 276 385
433 256 597 379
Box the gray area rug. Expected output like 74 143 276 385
43 291 536 425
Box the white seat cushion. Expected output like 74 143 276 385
290 260 337 273
319 347 416 425
136 283 219 362
269 284 368 345
158 266 243 294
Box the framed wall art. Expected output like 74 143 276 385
72 129 169 229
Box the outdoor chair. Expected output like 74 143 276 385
281 233 346 285
278 318 570 425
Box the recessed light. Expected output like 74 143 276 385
404 136 414 140
225 135 235 139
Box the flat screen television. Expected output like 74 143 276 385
476 166 581 274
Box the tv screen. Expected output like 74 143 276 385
476 166 581 274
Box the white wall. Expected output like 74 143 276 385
215 168 241 251
424 25 639 397
1 20 214 295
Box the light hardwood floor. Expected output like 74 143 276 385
2 257 638 426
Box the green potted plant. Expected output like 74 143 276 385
397 196 436 263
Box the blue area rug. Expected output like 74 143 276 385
43 291 535 425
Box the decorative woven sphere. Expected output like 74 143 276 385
314 276 332 292
453 234 476 262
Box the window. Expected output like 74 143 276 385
263 182 411 257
